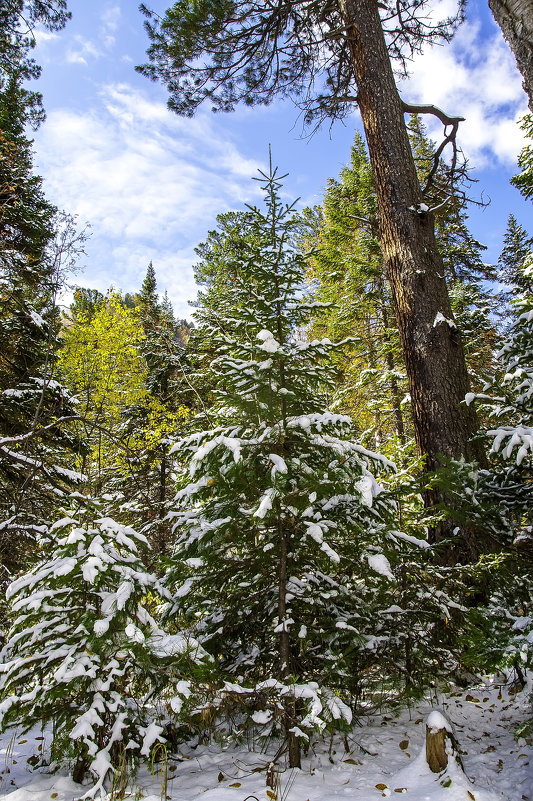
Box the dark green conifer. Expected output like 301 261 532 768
498 214 533 297
0 67 82 578
164 166 429 766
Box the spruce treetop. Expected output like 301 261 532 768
193 164 342 426
498 214 533 296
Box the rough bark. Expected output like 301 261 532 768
425 724 448 772
339 0 485 481
489 0 533 111
425 715 463 774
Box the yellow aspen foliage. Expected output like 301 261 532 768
58 293 187 489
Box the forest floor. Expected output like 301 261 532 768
0 676 531 801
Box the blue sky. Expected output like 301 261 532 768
31 0 531 319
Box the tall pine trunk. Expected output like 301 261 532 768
339 0 484 470
339 0 486 553
489 0 533 110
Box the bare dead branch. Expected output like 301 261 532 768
400 100 465 127
400 99 468 209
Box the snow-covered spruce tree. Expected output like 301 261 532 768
0 74 85 582
164 166 427 767
461 253 533 543
461 255 533 687
0 495 203 797
475 254 533 479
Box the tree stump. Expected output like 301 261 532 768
425 711 453 773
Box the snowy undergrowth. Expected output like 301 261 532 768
0 678 530 801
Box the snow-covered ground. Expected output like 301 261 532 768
0 678 531 801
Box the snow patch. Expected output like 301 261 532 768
367 553 394 580
433 311 457 329
269 453 288 474
257 329 281 353
426 710 453 733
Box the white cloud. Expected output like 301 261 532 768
34 84 265 318
34 28 60 45
66 35 102 65
102 5 121 32
100 4 121 49
400 16 528 166
63 6 121 64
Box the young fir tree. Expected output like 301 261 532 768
0 495 202 795
183 208 276 433
136 265 188 431
479 253 533 473
457 255 533 688
164 166 433 767
498 214 533 299
463 253 533 568
138 261 160 333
